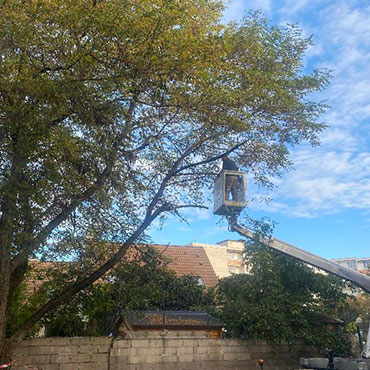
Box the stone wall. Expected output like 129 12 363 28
12 337 110 370
12 337 320 370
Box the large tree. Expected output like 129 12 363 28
0 0 330 360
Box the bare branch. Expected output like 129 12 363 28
172 139 250 176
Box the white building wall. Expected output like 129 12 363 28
190 240 247 279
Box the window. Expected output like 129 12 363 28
347 260 357 271
227 250 241 261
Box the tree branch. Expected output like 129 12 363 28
6 198 170 348
172 139 250 176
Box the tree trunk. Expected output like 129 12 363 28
0 252 11 363
0 146 28 363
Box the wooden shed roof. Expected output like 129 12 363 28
125 310 224 329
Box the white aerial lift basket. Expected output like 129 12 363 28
213 170 247 215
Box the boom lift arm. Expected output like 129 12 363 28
230 223 370 295
212 168 370 294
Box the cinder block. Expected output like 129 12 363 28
221 345 244 353
252 339 268 345
249 345 275 353
13 346 33 356
162 346 177 355
250 351 277 360
144 355 163 363
177 346 194 355
13 365 59 370
177 354 195 362
226 339 246 346
59 363 78 370
126 355 141 364
194 353 209 362
88 337 111 345
137 347 162 356
130 339 150 348
182 339 199 347
27 338 53 346
202 359 253 370
208 352 223 361
149 339 164 348
79 362 108 370
90 353 107 362
49 338 72 346
110 347 137 356
70 337 91 346
113 339 131 348
50 354 90 364
16 355 51 364
78 345 101 354
111 365 136 370
17 339 32 347
135 364 166 370
195 346 209 354
208 345 223 354
224 352 251 361
161 354 178 363
177 362 201 370
22 345 78 356
196 339 214 347
38 365 60 370
162 339 182 347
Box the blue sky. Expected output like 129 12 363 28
150 0 370 259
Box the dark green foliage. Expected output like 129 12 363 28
11 247 213 337
215 241 353 354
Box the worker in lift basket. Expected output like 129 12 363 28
221 155 239 201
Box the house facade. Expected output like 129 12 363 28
189 240 247 279
331 257 370 276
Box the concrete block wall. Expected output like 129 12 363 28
12 337 111 370
11 337 320 370
110 338 319 370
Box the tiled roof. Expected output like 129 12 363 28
25 243 219 295
152 244 218 287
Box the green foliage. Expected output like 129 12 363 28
215 241 353 354
9 247 213 337
0 0 331 259
347 294 370 336
6 282 44 338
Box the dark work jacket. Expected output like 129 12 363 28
222 158 239 171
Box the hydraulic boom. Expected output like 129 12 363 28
231 223 370 294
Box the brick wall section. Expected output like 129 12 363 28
11 337 320 370
110 338 320 370
12 337 111 370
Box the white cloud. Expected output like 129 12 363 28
251 149 370 218
248 1 370 219
279 0 311 15
223 0 272 22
